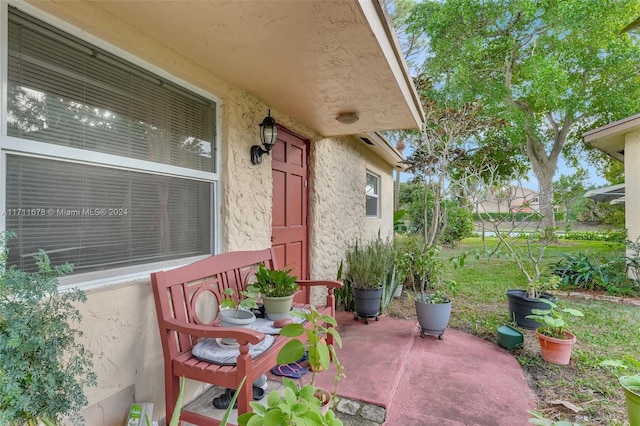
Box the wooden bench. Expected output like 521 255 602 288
151 248 342 425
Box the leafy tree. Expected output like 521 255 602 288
406 0 640 231
553 170 588 222
401 96 501 246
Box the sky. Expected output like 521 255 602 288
398 153 608 190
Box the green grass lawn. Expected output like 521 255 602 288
442 238 640 425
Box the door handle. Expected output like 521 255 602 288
270 236 276 242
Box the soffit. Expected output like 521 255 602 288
583 113 640 163
26 0 423 138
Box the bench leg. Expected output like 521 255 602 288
236 352 254 416
165 371 180 423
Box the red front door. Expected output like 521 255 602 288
271 127 309 301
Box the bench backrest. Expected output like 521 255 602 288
151 248 277 357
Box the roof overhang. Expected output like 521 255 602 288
358 132 406 170
22 0 424 138
582 113 640 163
584 183 626 203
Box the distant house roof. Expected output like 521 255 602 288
584 184 626 204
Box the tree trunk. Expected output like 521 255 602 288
527 138 558 231
524 117 572 232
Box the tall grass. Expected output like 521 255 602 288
443 238 640 425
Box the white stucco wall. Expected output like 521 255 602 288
625 130 640 245
11 3 400 425
364 152 396 241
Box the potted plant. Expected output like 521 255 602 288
253 263 299 320
218 286 260 345
620 375 640 426
525 299 584 365
344 238 394 323
506 275 560 329
599 358 640 426
237 305 345 426
278 305 344 406
486 212 561 329
0 232 96 426
401 240 457 340
237 378 343 426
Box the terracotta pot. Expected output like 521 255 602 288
314 387 332 414
535 330 576 365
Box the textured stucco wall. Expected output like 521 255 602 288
308 136 396 294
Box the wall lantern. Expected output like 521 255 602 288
251 110 279 165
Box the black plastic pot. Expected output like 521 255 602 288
506 289 557 330
353 287 382 318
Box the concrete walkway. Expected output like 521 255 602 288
312 311 537 425
184 311 537 425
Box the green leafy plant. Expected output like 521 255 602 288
380 264 401 313
334 260 354 312
277 306 344 394
238 306 345 426
237 378 343 426
528 410 583 425
0 232 96 425
397 237 457 304
253 263 298 297
219 286 260 318
525 299 584 339
344 238 394 290
549 252 604 290
527 275 561 300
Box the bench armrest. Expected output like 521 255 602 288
163 318 265 345
296 279 343 289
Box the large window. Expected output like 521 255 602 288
2 8 218 277
365 171 380 218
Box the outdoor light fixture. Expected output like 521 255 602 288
335 112 359 125
251 110 279 165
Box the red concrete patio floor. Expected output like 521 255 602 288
309 311 538 425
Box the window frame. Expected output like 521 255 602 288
365 170 380 218
0 3 222 290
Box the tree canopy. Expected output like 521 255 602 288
403 0 640 229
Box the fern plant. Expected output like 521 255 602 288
0 232 96 425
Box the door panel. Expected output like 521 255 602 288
271 127 309 302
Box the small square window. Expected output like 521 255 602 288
366 172 379 218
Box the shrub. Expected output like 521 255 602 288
558 230 626 243
550 250 640 297
550 252 604 291
438 202 475 246
0 233 96 425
